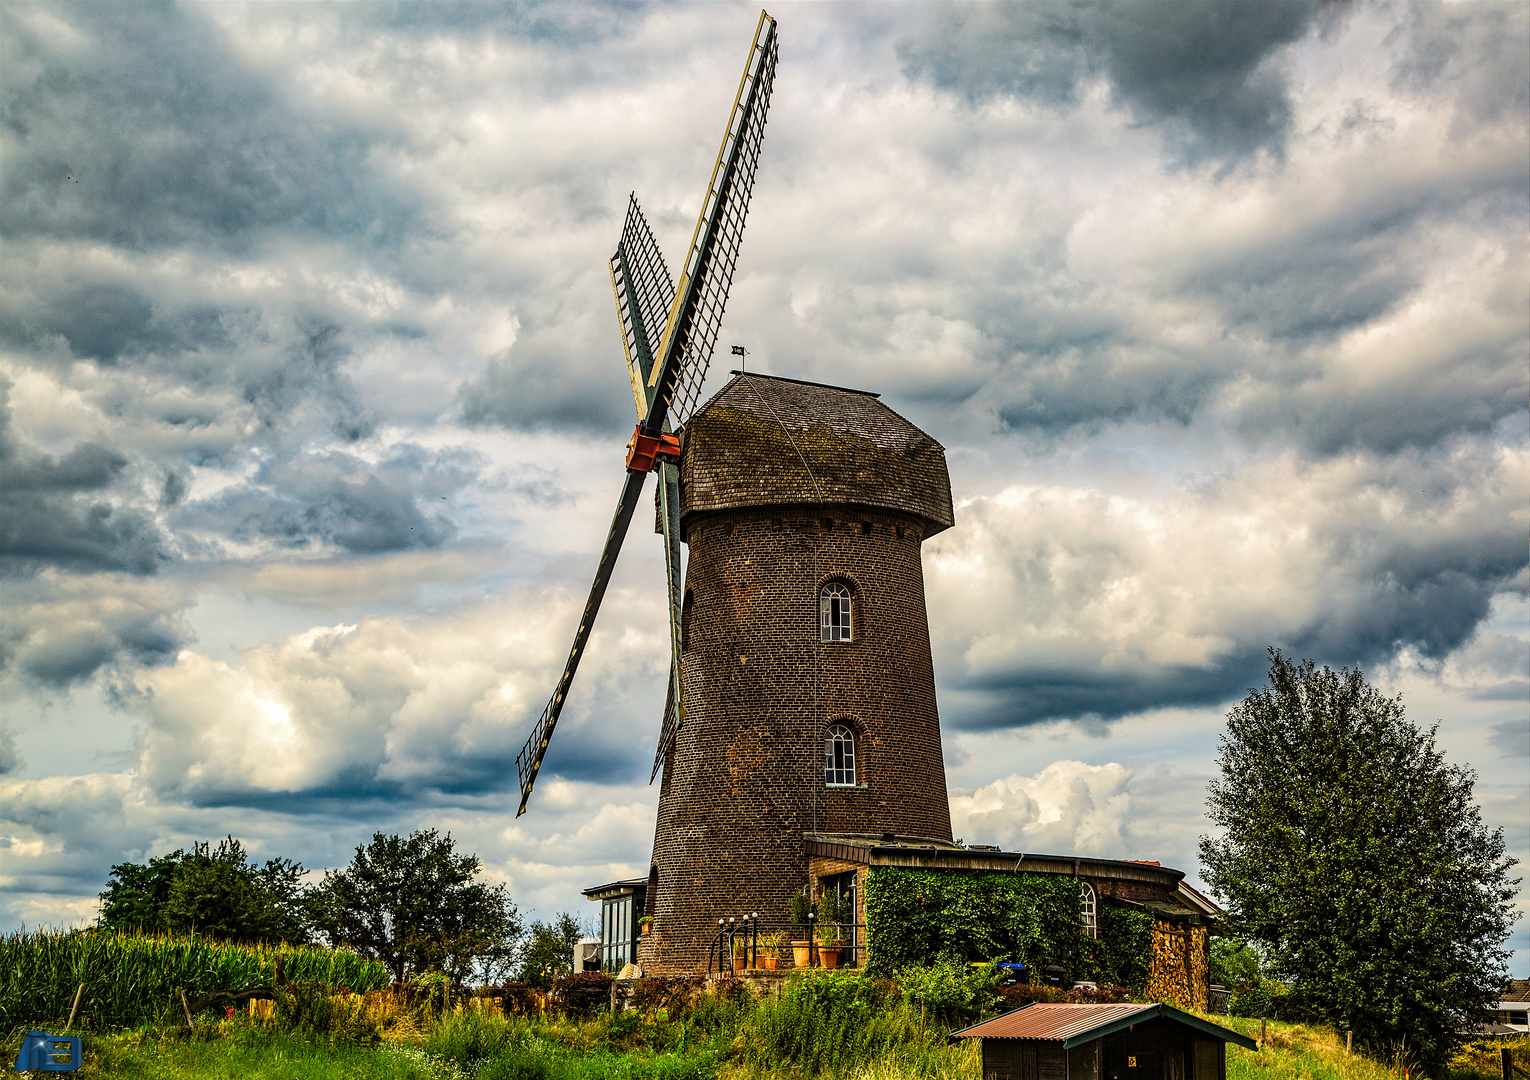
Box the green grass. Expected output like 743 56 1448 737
3 1018 732 1080
7 966 1524 1080
0 928 388 1030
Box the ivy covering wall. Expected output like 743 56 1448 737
863 867 1154 989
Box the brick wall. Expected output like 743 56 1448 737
641 503 953 975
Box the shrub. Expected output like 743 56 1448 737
552 971 613 1017
630 976 708 1016
996 983 1069 1010
479 982 546 1016
269 981 380 1042
1229 980 1295 1019
896 960 998 1023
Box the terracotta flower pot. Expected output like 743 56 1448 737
640 923 651 935
792 941 811 967
762 954 779 970
818 947 842 970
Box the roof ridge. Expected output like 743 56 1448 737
728 370 881 397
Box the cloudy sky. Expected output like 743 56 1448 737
2 1 1526 969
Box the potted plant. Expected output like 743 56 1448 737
637 916 653 935
789 890 813 967
759 931 785 971
815 921 843 969
731 935 749 970
815 889 844 969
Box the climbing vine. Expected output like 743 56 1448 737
863 868 1154 988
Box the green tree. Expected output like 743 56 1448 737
516 912 584 987
98 849 188 933
1208 938 1263 991
98 838 312 943
312 829 521 985
1200 650 1518 1071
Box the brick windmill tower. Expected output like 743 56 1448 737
513 12 955 973
640 372 954 973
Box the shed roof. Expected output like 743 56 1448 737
679 373 954 536
950 1003 1257 1050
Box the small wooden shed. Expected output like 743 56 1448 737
950 1002 1257 1080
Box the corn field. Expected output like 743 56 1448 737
0 929 388 1030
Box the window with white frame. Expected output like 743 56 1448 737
1080 881 1097 939
824 724 856 786
820 582 853 642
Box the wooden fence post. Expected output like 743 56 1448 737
1259 1018 1266 1050
1503 1046 1512 1080
67 983 86 1029
180 989 194 1032
1346 1031 1353 1053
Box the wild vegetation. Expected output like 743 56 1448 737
4 964 1526 1080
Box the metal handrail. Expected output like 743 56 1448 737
706 916 867 975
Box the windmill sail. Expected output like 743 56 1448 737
651 456 684 781
515 10 778 816
644 10 777 434
610 197 675 420
514 469 647 816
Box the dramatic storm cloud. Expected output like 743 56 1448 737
1 1 1524 965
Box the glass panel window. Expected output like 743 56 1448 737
824 724 856 786
1080 882 1097 939
601 895 636 972
820 583 852 642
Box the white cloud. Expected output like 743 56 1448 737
950 760 1135 856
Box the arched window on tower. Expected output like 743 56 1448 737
1080 881 1097 939
820 582 853 642
824 724 856 787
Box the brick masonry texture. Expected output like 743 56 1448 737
640 377 955 975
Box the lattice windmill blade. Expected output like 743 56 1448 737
518 10 778 817
610 196 676 421
643 10 778 435
515 467 649 816
651 456 684 781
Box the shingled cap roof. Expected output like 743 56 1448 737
679 373 954 536
949 1003 1257 1050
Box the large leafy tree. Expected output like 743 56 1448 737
99 849 188 933
98 838 312 943
1200 651 1518 1070
312 829 521 985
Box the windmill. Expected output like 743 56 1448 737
515 11 779 817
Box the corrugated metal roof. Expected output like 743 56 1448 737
952 1004 1153 1042
950 1003 1258 1051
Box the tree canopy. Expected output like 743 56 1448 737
1200 650 1518 1071
98 838 312 943
310 829 521 985
516 913 584 987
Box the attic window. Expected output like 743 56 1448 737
820 582 852 642
1080 881 1097 939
